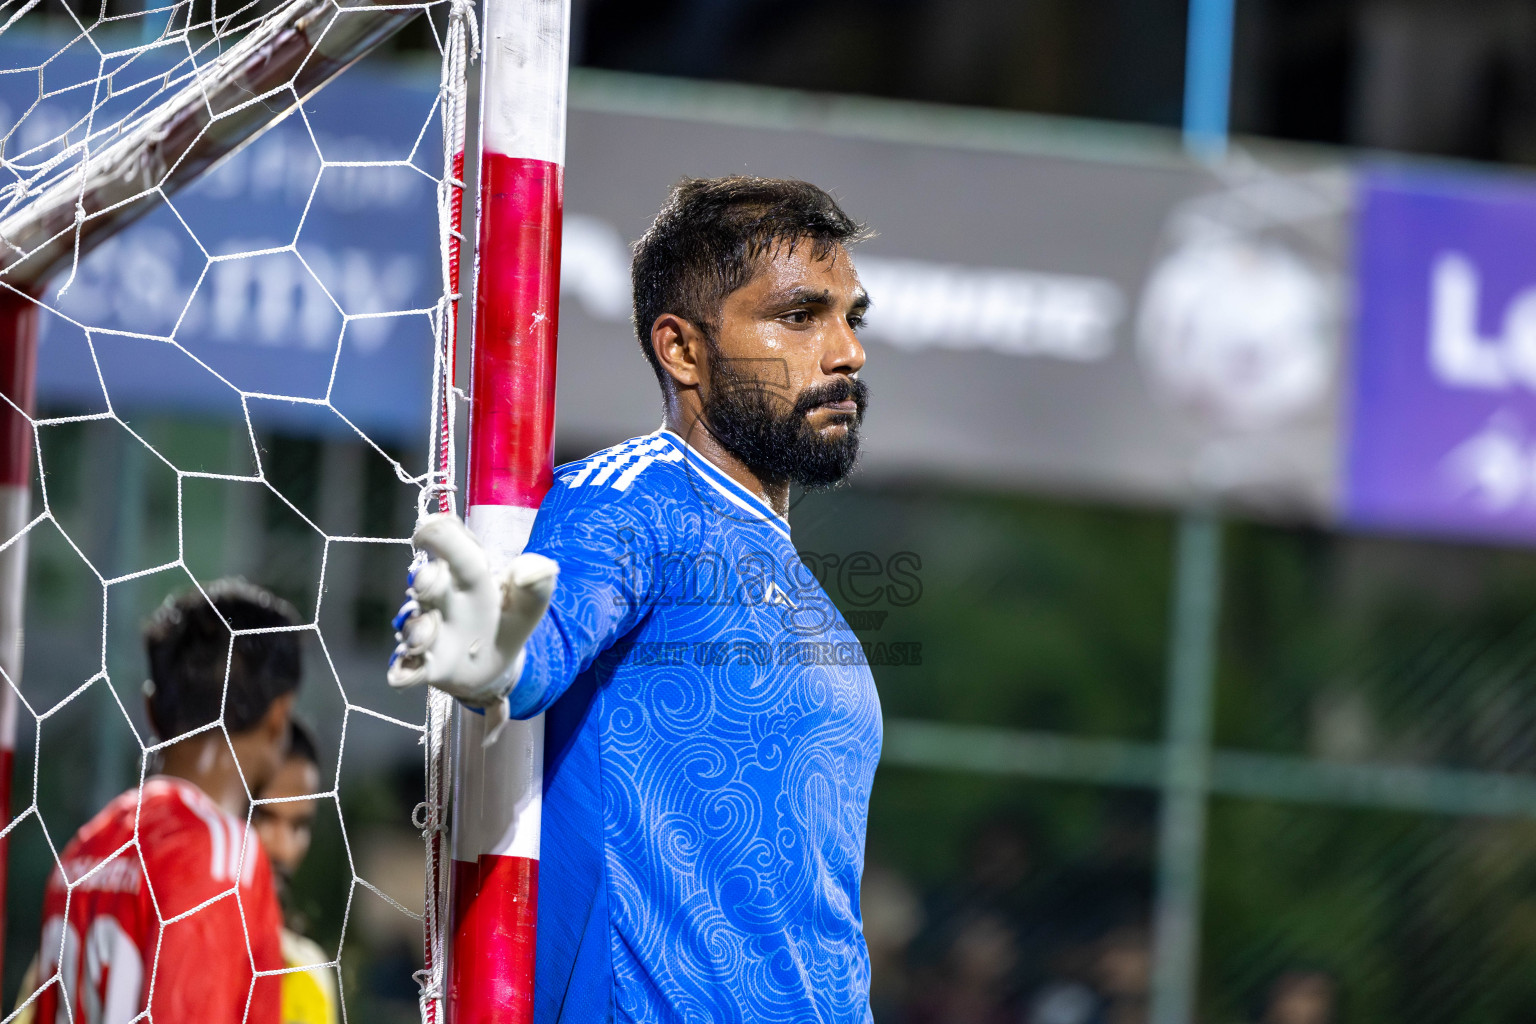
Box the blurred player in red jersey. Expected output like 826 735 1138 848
29 580 302 1024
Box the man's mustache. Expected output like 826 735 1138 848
793 377 870 419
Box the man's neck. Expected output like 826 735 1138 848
664 407 790 517
158 736 249 818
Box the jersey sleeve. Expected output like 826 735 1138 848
504 469 687 719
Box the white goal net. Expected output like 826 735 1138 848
0 0 471 1018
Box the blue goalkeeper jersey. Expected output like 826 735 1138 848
508 429 882 1024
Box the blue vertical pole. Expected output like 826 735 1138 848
1149 3 1235 1023
1182 0 1236 159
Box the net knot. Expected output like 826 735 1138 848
414 967 445 1016
411 799 445 836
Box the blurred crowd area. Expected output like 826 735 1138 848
859 792 1536 1024
806 487 1536 1024
13 422 1536 1021
860 798 1165 1024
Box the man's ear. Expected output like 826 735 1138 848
650 313 709 390
142 691 161 742
265 692 296 748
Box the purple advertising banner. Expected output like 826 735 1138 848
1346 168 1536 545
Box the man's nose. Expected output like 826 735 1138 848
823 318 866 377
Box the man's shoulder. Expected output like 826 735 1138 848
58 780 202 864
532 434 698 556
548 431 785 535
134 776 221 844
552 431 690 503
51 787 146 892
133 778 268 903
535 431 790 556
62 787 138 852
46 779 239 904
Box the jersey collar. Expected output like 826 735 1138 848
658 429 792 541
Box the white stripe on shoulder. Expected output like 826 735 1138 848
565 436 648 488
176 786 232 883
224 814 241 884
237 821 257 887
564 433 682 493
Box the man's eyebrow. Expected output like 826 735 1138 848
768 287 835 307
766 287 871 310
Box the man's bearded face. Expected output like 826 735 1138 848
702 359 870 490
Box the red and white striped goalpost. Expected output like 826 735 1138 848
447 0 569 1021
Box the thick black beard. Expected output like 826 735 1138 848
701 366 869 490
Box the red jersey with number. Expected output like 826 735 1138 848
32 777 284 1024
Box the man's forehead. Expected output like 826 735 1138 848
264 759 321 798
745 241 862 295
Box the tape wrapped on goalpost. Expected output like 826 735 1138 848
448 0 569 1021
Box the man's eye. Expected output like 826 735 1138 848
781 310 811 324
848 314 866 331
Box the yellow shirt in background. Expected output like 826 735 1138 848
12 958 35 1024
281 928 340 1024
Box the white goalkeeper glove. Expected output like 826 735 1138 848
386 512 558 744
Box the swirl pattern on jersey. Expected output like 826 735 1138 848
522 431 882 1024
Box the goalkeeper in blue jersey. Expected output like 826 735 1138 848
388 176 880 1023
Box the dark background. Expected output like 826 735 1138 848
571 0 1536 166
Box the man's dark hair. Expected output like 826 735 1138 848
631 176 868 387
285 716 321 771
143 579 302 739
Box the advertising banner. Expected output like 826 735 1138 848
1 41 442 445
1346 170 1536 544
555 78 1350 518
2 52 1354 520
